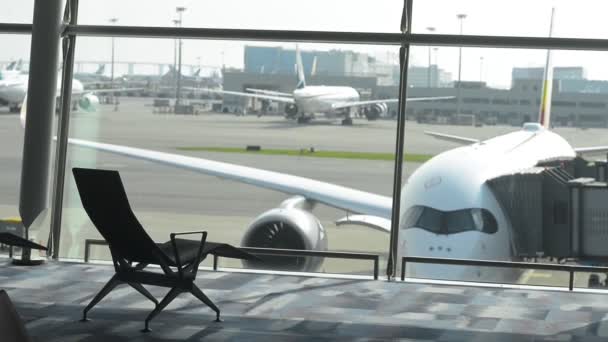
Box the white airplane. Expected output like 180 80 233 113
3 68 140 115
204 46 452 125
0 60 25 79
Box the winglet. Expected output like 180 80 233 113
424 131 479 145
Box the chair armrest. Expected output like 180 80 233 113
170 231 208 278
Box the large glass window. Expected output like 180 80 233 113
400 44 608 285
60 37 402 277
0 1 34 24
413 0 608 39
18 0 608 289
77 0 402 33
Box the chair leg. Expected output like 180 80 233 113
142 287 182 333
81 274 121 322
190 284 221 322
128 282 159 306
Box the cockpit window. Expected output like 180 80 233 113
402 206 498 235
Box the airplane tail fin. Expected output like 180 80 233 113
539 7 556 129
295 45 306 89
95 64 105 75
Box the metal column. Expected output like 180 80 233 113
19 0 66 243
386 0 413 280
50 0 79 259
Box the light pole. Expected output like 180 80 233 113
172 19 180 89
456 13 467 115
479 56 484 82
426 26 435 88
109 18 118 91
175 6 186 112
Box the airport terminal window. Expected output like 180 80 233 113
554 101 577 107
580 102 606 109
402 206 498 235
492 99 510 105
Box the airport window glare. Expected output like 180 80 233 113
0 35 36 257
7 0 608 285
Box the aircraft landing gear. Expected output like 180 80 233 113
296 116 310 124
588 273 608 288
9 105 20 113
341 117 353 126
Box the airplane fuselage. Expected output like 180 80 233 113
398 123 576 281
0 75 85 107
292 86 359 116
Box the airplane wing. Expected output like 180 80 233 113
82 88 145 95
424 131 480 145
331 96 454 110
195 88 295 104
574 146 608 155
245 88 292 97
67 138 392 220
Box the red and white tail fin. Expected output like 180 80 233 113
539 7 555 129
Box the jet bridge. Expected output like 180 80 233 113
487 157 608 261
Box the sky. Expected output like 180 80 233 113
2 0 608 88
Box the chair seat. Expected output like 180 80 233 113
157 239 261 266
0 233 47 251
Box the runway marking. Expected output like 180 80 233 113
519 270 553 284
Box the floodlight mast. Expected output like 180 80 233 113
175 6 186 112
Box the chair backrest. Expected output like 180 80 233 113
0 290 31 342
72 168 170 265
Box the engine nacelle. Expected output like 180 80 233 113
364 103 388 121
78 94 99 112
284 103 298 117
241 207 328 272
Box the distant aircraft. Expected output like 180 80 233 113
1 67 141 115
74 64 115 87
204 45 452 125
0 59 25 81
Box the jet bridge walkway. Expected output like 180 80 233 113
487 156 608 263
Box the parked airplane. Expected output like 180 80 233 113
204 46 452 125
0 60 25 81
3 69 141 115
74 64 117 87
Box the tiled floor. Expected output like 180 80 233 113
3 260 608 341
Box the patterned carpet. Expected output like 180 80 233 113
2 260 608 341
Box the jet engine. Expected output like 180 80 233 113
241 196 327 272
78 94 100 112
364 103 388 121
284 103 298 117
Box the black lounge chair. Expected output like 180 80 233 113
72 167 259 332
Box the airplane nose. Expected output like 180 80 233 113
401 230 485 282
